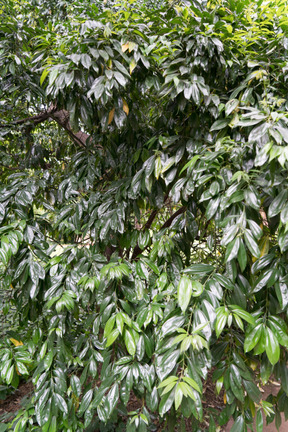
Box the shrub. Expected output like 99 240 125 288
0 0 288 430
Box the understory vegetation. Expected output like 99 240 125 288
0 0 288 430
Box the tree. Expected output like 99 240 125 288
1 0 288 430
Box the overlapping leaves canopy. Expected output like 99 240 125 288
1 0 288 430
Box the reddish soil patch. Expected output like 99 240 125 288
0 381 33 420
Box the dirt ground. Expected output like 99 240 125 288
0 381 33 423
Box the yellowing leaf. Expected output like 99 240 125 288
128 42 136 52
260 236 269 257
122 99 129 115
130 59 136 75
108 108 115 125
250 400 256 418
223 392 227 404
250 360 258 371
121 42 129 52
10 338 23 347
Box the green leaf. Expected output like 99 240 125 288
6 365 14 385
221 225 239 246
237 239 247 271
180 382 196 401
106 383 119 415
256 410 263 432
161 316 185 336
104 315 116 338
215 309 228 338
244 324 262 352
146 387 158 412
248 220 262 240
275 281 288 310
49 417 57 432
159 388 175 417
156 349 180 381
225 99 239 116
229 305 255 325
177 275 192 313
180 155 200 174
249 122 269 141
16 361 28 375
191 83 200 105
225 237 240 262
244 189 261 210
182 376 201 393
81 54 91 69
230 415 244 432
243 380 261 402
191 280 204 297
114 72 127 86
183 264 214 275
268 316 288 348
210 118 230 131
205 197 220 220
253 269 275 293
106 329 120 347
40 69 50 85
174 384 183 410
268 190 288 218
54 393 68 415
230 373 244 402
78 389 93 414
155 156 162 180
158 376 178 389
265 327 280 365
71 375 81 397
124 329 136 356
244 230 260 258
43 351 53 370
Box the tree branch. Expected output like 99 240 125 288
160 206 186 229
0 105 89 148
132 205 187 260
51 109 89 148
0 105 57 127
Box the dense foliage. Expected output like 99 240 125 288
1 0 288 430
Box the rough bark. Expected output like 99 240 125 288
50 109 89 147
0 105 89 148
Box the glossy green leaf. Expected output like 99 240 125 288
256 410 263 432
106 329 120 347
268 190 288 218
244 325 262 352
54 393 68 415
174 384 183 410
265 327 280 365
124 329 136 356
177 276 192 313
159 388 175 417
71 375 81 397
244 230 260 258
